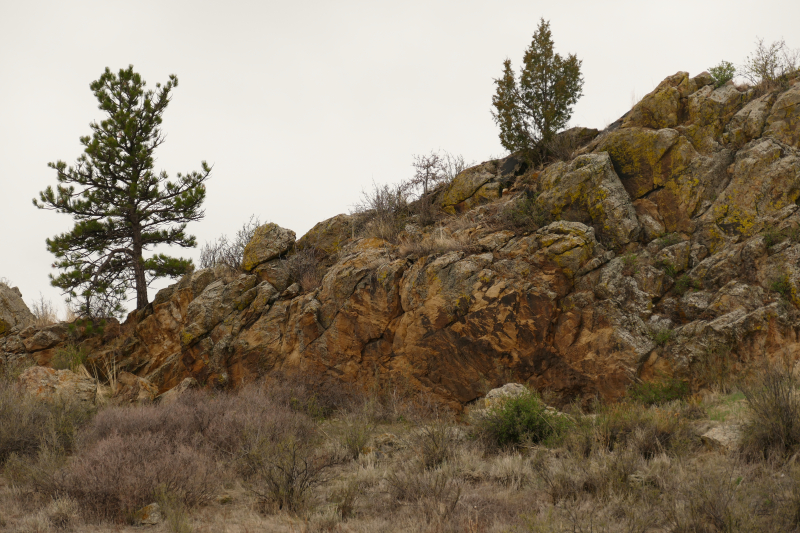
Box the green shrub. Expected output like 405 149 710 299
673 275 701 296
50 344 88 372
709 60 736 87
656 260 677 278
621 253 638 276
649 327 675 346
771 275 792 299
656 233 682 249
628 376 689 405
476 389 571 448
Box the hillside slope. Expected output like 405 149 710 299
3 70 800 408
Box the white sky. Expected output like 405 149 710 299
1 0 798 316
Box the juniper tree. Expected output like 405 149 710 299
34 66 210 317
492 19 584 162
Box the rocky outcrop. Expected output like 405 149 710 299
18 365 96 404
241 223 296 271
7 71 800 410
0 283 35 336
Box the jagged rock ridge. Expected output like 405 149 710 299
2 70 800 408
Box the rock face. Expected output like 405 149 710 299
6 70 800 409
18 366 96 404
0 283 35 336
241 223 296 271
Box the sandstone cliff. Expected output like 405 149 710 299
3 71 800 408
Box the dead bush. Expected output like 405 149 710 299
30 294 60 327
386 464 462 525
283 247 326 292
351 182 410 243
398 232 476 259
199 215 261 270
0 382 93 463
56 432 218 521
408 416 460 470
740 362 800 460
740 37 800 90
238 417 337 514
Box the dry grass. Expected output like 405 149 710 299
6 371 800 531
30 295 60 327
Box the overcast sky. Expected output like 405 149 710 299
1 0 798 317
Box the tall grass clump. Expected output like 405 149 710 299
740 363 800 460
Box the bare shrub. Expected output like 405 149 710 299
58 432 218 521
30 295 60 327
44 497 79 531
408 416 460 470
740 362 800 460
199 215 261 270
238 416 337 513
283 248 325 292
155 486 192 533
386 464 462 525
351 182 409 243
740 37 800 90
0 382 92 464
406 151 473 197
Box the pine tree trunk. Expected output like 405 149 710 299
131 224 148 309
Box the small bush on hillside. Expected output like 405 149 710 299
386 464 462 525
655 233 682 249
655 259 677 278
199 215 261 270
740 363 800 460
771 275 792 299
351 182 410 243
50 344 88 372
595 402 696 459
627 376 689 405
475 389 571 449
649 326 675 347
409 416 459 470
673 274 701 296
709 60 736 87
621 253 639 276
284 247 325 292
30 294 60 327
500 190 550 231
239 423 337 513
0 382 93 464
57 432 218 521
740 37 800 89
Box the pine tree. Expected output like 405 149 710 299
491 19 584 162
34 66 210 317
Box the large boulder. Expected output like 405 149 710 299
0 283 35 336
241 223 296 272
764 84 800 149
535 153 641 247
296 213 354 255
18 365 96 404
